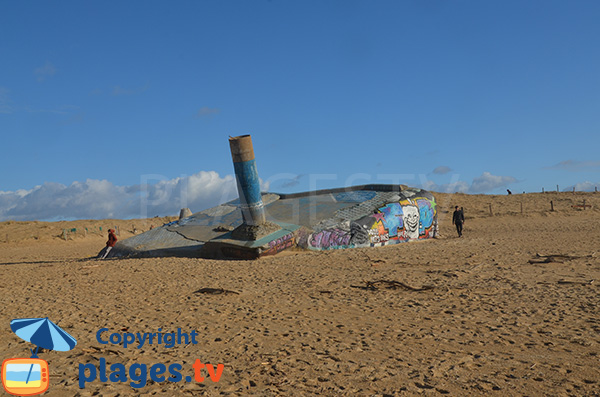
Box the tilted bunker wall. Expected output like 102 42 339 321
298 189 437 250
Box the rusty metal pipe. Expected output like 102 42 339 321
229 135 266 226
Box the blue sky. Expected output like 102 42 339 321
1 1 599 221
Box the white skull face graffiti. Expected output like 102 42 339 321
402 205 420 240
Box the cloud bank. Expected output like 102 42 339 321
0 171 269 222
546 160 600 171
1 170 545 221
422 171 516 194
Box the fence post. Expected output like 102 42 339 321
489 204 493 216
573 187 575 194
550 201 554 212
583 199 587 210
542 187 545 193
521 202 523 214
557 185 559 192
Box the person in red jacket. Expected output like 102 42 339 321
100 229 118 259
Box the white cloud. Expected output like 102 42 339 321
469 172 516 193
34 61 57 82
562 181 600 192
421 180 469 193
432 166 452 175
546 160 600 171
421 172 516 194
195 107 221 117
0 171 270 221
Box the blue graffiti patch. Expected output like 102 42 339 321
378 203 403 237
417 199 434 233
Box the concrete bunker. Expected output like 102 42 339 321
112 136 438 259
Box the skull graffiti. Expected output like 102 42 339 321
402 205 420 240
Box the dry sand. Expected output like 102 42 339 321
0 192 599 396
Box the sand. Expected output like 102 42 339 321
0 191 598 396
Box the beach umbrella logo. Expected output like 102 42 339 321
2 318 77 396
9 318 77 357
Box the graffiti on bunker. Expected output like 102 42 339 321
263 232 295 256
304 194 437 250
308 227 351 250
416 198 436 238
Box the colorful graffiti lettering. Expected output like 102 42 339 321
368 220 389 244
304 191 437 250
308 228 351 249
263 232 295 256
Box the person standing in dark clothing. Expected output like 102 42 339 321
99 229 118 259
452 206 465 237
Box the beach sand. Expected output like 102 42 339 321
0 192 598 396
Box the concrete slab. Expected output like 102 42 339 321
112 184 437 259
201 222 300 259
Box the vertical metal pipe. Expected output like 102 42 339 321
229 135 266 226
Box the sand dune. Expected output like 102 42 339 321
0 191 598 396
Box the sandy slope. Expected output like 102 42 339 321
0 192 598 396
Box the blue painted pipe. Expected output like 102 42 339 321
229 135 266 225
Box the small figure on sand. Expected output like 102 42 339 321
98 228 117 259
452 206 465 237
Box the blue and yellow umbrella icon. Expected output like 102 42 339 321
10 318 77 358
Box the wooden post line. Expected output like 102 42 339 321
572 200 591 210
